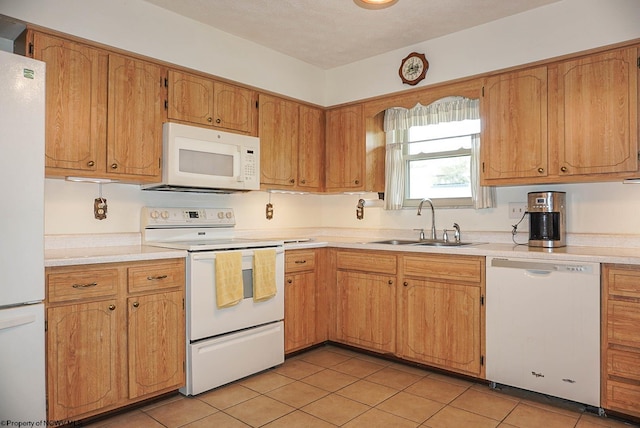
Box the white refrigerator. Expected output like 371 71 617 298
0 50 46 421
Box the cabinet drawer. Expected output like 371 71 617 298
128 259 185 293
607 348 640 382
336 251 396 275
605 379 640 417
607 300 640 348
47 267 118 303
402 254 483 283
606 266 640 299
285 250 316 273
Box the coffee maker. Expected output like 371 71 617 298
528 191 566 248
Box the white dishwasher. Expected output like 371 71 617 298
486 256 600 407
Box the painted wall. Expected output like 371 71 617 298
2 0 640 237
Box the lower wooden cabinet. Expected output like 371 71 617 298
398 254 485 378
45 258 185 421
330 250 485 378
602 264 640 418
284 250 318 353
334 250 397 354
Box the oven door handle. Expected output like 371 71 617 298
191 247 284 260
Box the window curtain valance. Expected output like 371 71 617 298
383 97 480 132
383 97 495 210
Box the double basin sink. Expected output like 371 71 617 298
369 239 478 247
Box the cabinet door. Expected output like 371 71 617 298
335 270 395 353
259 94 299 187
47 300 120 420
166 69 215 126
298 105 325 191
481 67 548 182
400 279 482 376
284 271 317 353
325 104 364 191
107 54 164 180
32 32 108 175
213 81 254 133
549 47 638 176
128 290 185 399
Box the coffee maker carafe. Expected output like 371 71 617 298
528 191 566 248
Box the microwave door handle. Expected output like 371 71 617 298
236 147 244 182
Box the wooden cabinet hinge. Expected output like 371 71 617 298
481 295 485 306
482 162 485 173
164 77 168 87
637 56 640 69
164 100 168 110
481 86 485 97
255 100 259 109
44 320 47 332
28 42 34 55
481 355 484 366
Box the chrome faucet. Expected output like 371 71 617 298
417 198 437 240
452 223 461 242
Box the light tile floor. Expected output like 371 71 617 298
87 345 639 428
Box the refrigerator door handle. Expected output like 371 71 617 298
0 313 36 331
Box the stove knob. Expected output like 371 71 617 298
150 210 159 219
217 211 225 219
161 210 170 219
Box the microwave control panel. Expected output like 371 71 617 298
242 148 259 186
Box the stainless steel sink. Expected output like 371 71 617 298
368 239 481 247
369 239 421 245
412 240 477 247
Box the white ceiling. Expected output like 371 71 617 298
142 0 561 69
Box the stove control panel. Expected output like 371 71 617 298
142 207 235 228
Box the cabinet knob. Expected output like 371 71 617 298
108 304 116 311
388 280 393 285
207 117 212 122
289 179 295 184
111 163 118 169
216 118 221 124
354 179 360 185
403 282 408 287
537 168 544 173
560 166 568 173
87 161 95 167
287 278 293 284
132 302 139 308
300 179 306 184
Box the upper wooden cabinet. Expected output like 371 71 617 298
31 31 166 183
166 70 255 134
107 54 164 179
258 94 324 191
482 45 639 185
325 104 365 192
32 32 108 175
481 66 548 181
548 47 639 178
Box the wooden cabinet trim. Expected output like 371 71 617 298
336 250 397 274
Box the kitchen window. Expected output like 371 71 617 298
383 97 495 210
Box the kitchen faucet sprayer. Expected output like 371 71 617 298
417 198 437 240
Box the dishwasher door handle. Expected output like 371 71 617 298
490 258 558 272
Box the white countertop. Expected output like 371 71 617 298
44 231 640 267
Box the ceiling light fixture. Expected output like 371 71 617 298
353 0 399 10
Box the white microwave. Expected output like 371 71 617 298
143 123 260 193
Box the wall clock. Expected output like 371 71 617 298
399 52 428 85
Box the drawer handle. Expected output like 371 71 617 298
72 282 98 289
147 275 168 281
294 260 307 264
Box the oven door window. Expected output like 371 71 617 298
242 268 253 298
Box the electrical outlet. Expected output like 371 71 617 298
508 202 528 219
